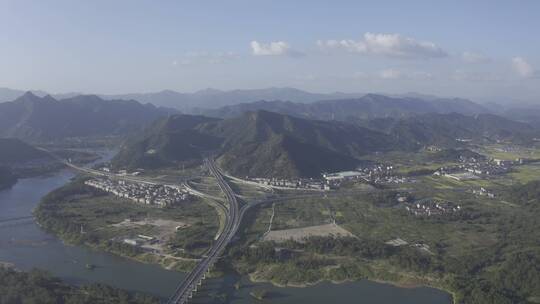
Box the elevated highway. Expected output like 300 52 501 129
166 158 240 304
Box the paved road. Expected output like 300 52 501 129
166 158 240 304
39 147 379 302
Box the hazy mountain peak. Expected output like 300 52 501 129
194 88 224 95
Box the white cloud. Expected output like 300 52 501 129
512 56 537 78
317 32 447 59
250 40 304 57
462 51 490 63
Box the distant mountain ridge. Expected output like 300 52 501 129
199 94 490 121
1 87 365 110
364 112 538 146
0 92 177 141
102 87 366 110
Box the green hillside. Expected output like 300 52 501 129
0 92 176 140
0 138 50 164
113 110 399 178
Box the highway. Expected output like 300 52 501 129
166 158 240 304
38 147 378 302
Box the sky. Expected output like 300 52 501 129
1 0 539 103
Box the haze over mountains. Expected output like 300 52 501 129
0 92 176 141
3 86 540 124
1 86 540 178
0 87 365 110
198 94 489 121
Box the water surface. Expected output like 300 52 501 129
0 155 451 303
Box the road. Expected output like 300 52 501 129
39 147 378 302
166 158 240 304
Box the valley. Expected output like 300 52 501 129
1 90 539 304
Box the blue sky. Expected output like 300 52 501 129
1 0 539 102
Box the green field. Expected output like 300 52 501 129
35 178 219 271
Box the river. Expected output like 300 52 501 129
0 152 452 303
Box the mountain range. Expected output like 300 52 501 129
197 93 489 121
364 112 538 147
113 110 400 178
113 109 539 178
0 92 176 141
0 87 365 110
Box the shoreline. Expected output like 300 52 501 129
34 215 458 304
248 270 456 303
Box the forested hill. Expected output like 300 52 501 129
363 112 538 147
0 267 158 304
0 92 176 141
0 138 50 164
113 110 401 178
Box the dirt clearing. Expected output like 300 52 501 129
263 223 354 242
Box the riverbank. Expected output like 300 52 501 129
244 260 456 303
33 177 218 273
0 266 160 303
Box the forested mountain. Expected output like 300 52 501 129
0 138 53 189
0 138 50 164
0 92 176 141
112 114 220 169
198 94 490 121
113 110 400 178
362 113 538 147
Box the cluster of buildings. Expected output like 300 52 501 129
433 158 518 180
100 167 144 176
249 177 329 190
323 164 409 186
405 199 461 217
472 187 495 198
123 234 157 247
84 178 190 207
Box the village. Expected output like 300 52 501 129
404 198 462 217
323 163 410 186
248 177 329 190
433 157 523 181
84 177 191 207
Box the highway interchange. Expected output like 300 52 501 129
43 149 377 303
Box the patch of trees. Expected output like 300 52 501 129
168 221 215 253
504 180 540 206
0 267 158 304
286 236 396 259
